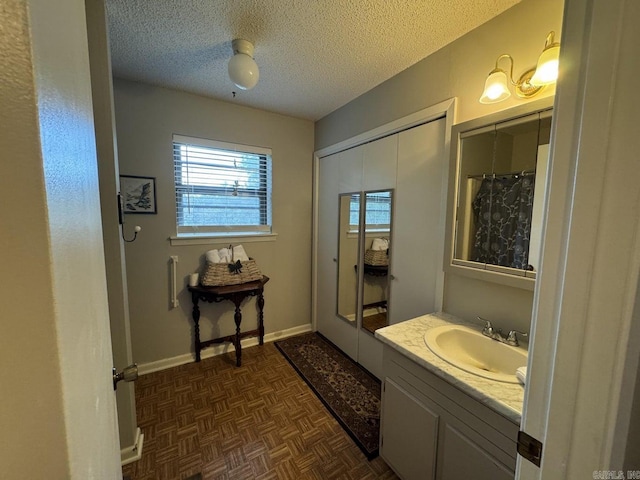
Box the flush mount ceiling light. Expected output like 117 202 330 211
228 38 259 91
479 31 560 104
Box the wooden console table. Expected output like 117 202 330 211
187 275 269 366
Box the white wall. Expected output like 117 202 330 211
315 0 564 334
113 79 314 366
0 0 121 477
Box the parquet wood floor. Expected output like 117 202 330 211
122 342 399 480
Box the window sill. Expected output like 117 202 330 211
169 232 278 246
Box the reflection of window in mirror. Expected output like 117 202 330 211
364 191 391 233
349 191 391 234
348 194 359 232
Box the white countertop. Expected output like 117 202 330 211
375 312 525 424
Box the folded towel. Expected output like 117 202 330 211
205 245 250 264
516 366 527 385
232 244 250 262
218 247 232 264
371 237 389 251
205 249 221 264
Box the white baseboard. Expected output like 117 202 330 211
120 427 144 466
137 323 313 376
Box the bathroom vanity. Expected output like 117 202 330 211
375 313 525 480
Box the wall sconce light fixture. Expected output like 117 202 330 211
228 39 259 91
479 31 560 104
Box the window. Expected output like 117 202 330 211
173 135 272 236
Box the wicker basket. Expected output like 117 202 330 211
200 259 262 286
364 249 389 266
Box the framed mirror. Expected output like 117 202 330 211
447 98 553 289
336 190 393 331
361 190 392 334
337 193 360 325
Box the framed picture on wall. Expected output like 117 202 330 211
120 175 157 214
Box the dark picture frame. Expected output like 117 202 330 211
120 175 157 214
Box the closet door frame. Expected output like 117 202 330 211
312 98 456 334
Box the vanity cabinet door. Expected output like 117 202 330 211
381 378 439 480
436 422 514 480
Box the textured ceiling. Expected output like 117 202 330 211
106 0 520 121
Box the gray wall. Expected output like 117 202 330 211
113 79 314 365
315 0 564 334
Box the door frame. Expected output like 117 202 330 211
518 0 640 476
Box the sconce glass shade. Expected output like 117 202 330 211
530 44 560 86
479 69 511 104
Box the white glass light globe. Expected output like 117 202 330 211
479 70 511 104
530 45 560 86
228 53 259 90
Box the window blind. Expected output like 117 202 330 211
173 135 272 235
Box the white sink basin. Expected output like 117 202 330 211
424 324 528 384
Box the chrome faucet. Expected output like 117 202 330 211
477 316 495 337
477 317 528 347
505 329 528 347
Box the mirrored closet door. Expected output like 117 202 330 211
316 146 362 360
360 191 392 334
316 116 448 380
337 192 360 325
336 190 393 333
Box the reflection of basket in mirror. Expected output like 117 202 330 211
364 249 389 266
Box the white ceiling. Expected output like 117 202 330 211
106 0 520 121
